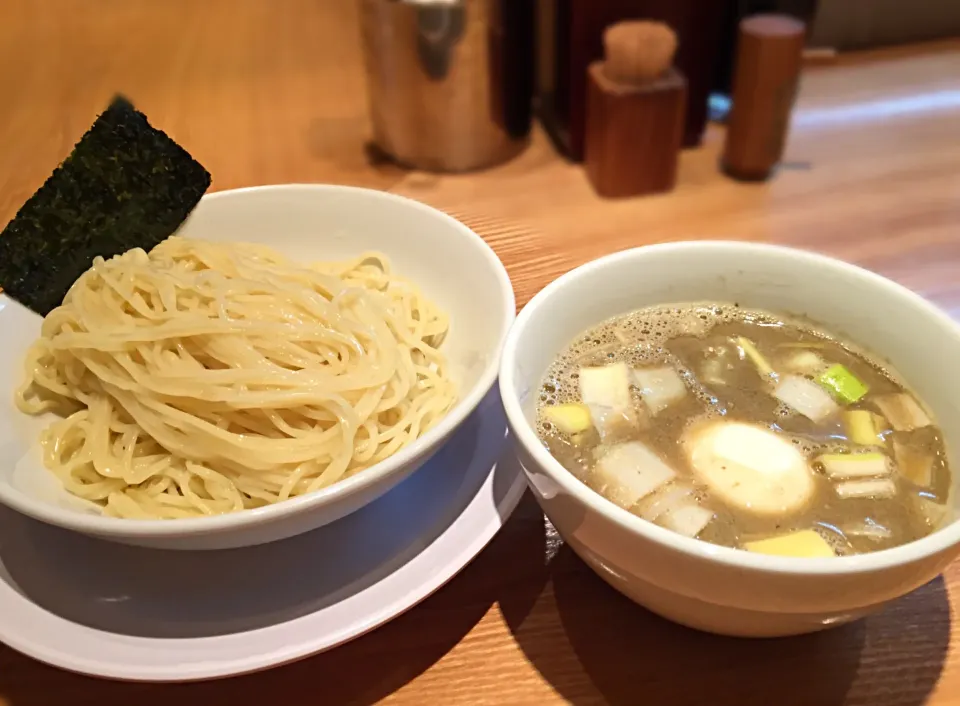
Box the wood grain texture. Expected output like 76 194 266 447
722 15 806 181
0 2 959 704
584 63 686 197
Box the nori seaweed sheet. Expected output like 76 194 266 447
0 95 211 315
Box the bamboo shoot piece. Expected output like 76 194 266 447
873 393 931 432
893 442 934 488
842 410 885 446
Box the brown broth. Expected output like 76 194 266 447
537 303 951 556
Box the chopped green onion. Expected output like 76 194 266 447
737 337 775 377
818 452 890 479
835 477 897 499
842 410 884 446
818 364 868 404
774 375 839 422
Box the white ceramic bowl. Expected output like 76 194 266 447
500 241 960 637
0 185 515 550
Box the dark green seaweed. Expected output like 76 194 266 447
0 95 211 315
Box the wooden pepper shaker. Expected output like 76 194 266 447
721 14 806 181
584 21 687 199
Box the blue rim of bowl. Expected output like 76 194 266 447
500 240 960 576
0 184 517 538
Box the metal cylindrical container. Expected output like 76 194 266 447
359 0 533 172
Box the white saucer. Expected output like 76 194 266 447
0 389 525 682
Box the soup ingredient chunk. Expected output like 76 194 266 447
774 375 839 422
685 422 815 516
638 483 715 538
542 403 594 435
537 302 951 556
781 350 826 374
579 363 635 438
818 364 869 404
595 441 675 509
631 366 687 415
744 530 836 558
660 504 715 538
893 442 934 488
817 452 891 480
873 393 931 431
835 478 897 499
842 410 886 446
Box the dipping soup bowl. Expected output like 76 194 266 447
499 241 960 637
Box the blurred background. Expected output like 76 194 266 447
1 0 958 303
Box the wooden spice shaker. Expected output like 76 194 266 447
584 21 687 198
722 14 806 181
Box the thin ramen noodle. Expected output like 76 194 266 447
16 237 457 519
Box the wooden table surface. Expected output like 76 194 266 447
1 2 960 704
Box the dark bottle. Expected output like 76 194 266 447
713 0 820 101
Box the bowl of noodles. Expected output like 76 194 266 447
0 185 515 549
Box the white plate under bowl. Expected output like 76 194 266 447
0 389 524 681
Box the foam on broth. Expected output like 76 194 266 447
537 303 950 556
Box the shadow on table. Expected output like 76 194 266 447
501 531 951 706
303 117 409 191
0 391 517 639
0 492 547 706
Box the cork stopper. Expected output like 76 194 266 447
602 21 678 85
